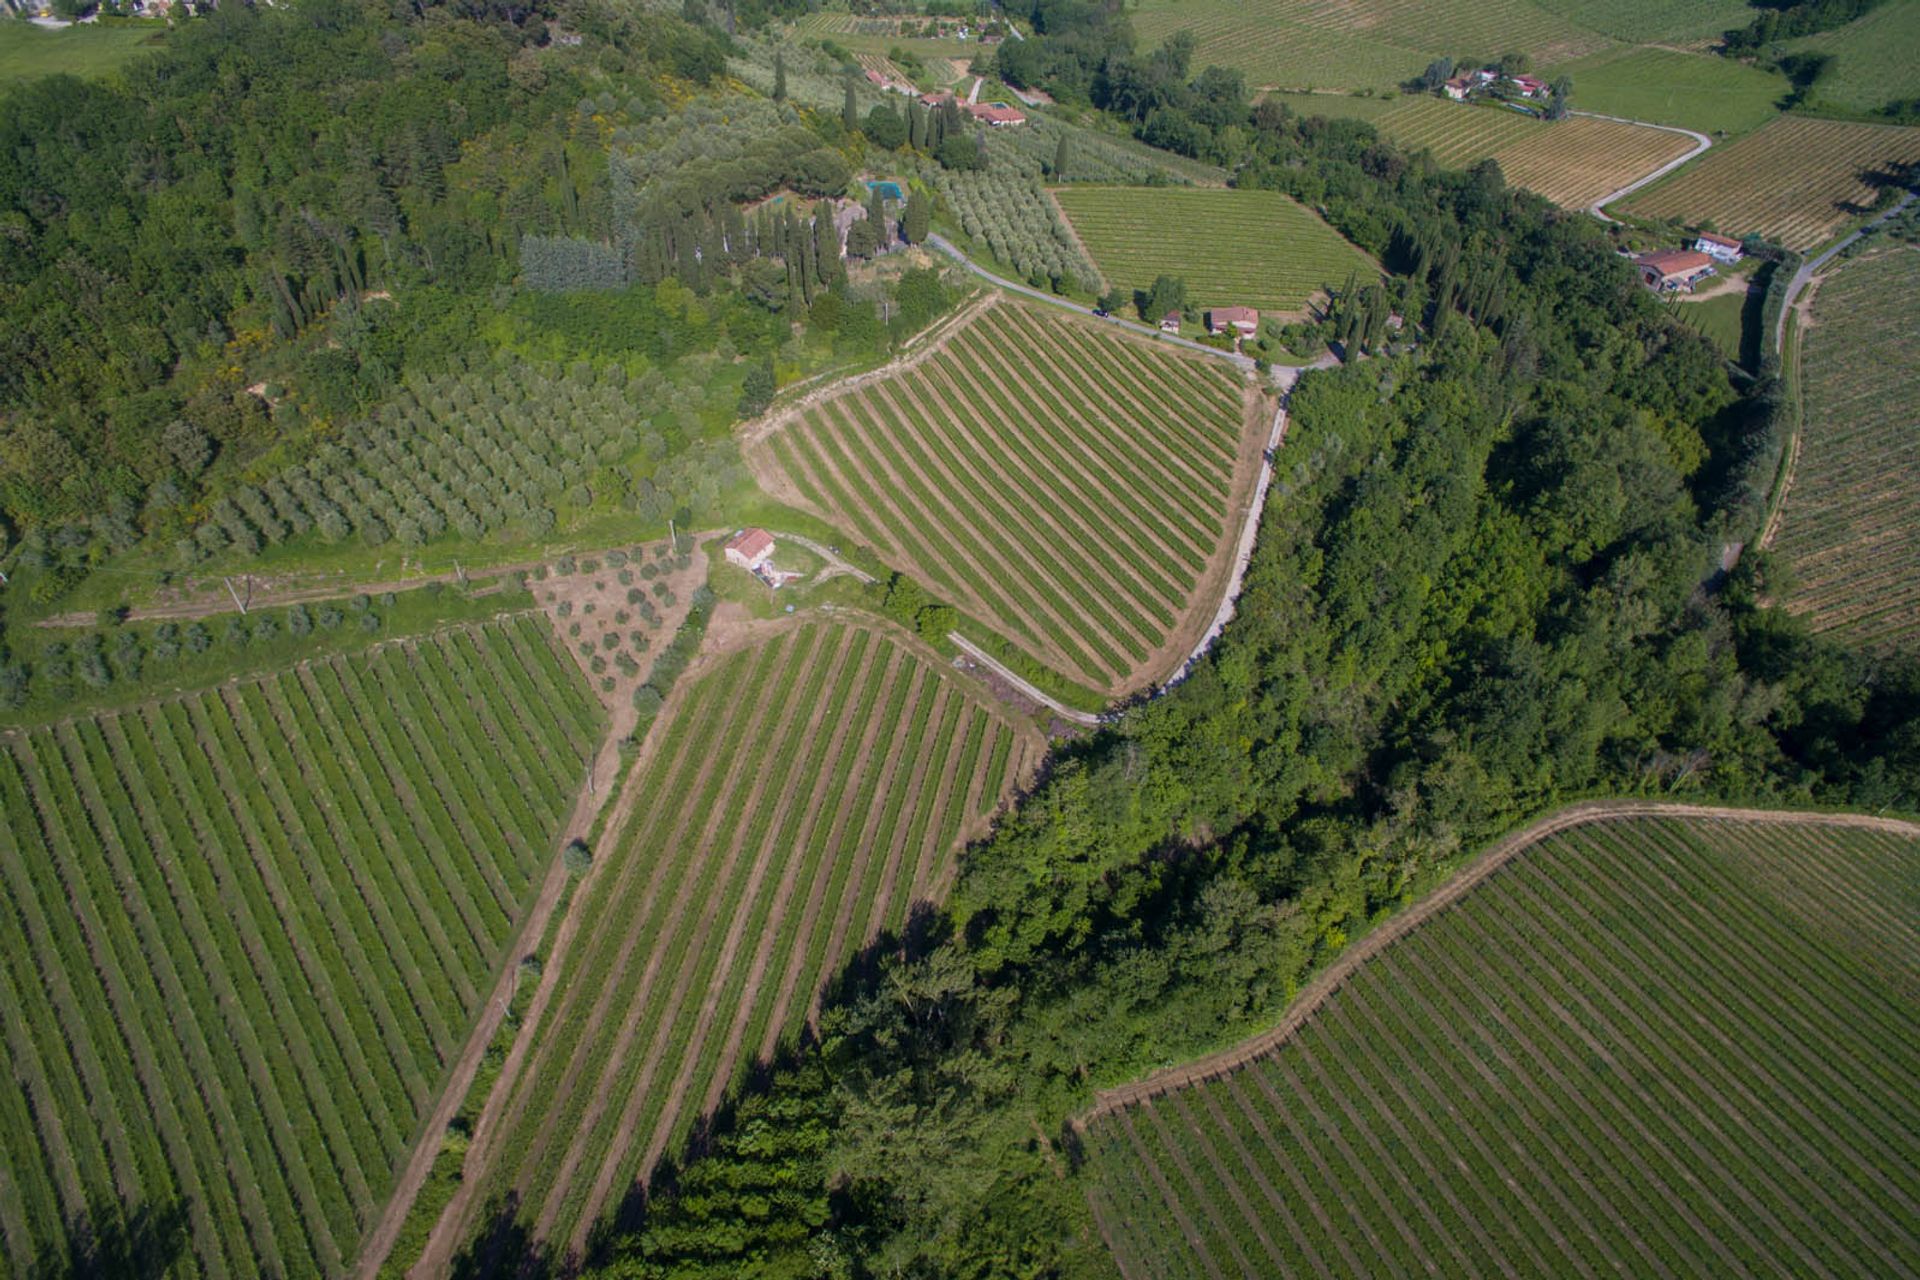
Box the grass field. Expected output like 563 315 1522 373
438 616 1042 1259
1784 0 1920 114
1129 0 1611 91
1672 287 1756 366
1619 115 1920 248
1543 45 1787 136
0 21 165 83
1082 809 1920 1278
1049 185 1376 313
0 615 601 1279
748 298 1266 695
1771 248 1920 651
1373 98 1695 208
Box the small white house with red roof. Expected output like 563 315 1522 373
1508 74 1550 98
1443 74 1475 101
1693 231 1745 264
1206 306 1259 339
1160 311 1181 335
966 102 1026 127
1633 250 1716 293
724 528 776 571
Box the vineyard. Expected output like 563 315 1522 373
747 298 1266 695
1540 45 1784 136
0 615 602 1279
1373 98 1696 209
1770 248 1920 652
433 616 1042 1259
1618 116 1920 249
1780 0 1920 114
1128 0 1609 90
1083 810 1920 1279
1528 0 1751 43
1049 186 1378 313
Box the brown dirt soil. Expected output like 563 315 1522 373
1079 799 1920 1122
535 537 709 721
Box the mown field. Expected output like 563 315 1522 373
750 299 1264 695
1049 185 1376 313
1374 98 1695 208
0 21 165 83
1541 45 1786 136
1619 115 1920 248
0 615 601 1279
1771 248 1920 651
1528 0 1752 43
1782 0 1920 114
437 617 1041 1259
1129 0 1609 91
1082 810 1920 1279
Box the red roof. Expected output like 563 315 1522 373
726 527 775 561
1634 250 1714 279
1161 311 1181 325
1443 74 1474 90
919 90 953 106
966 102 1025 124
1511 74 1548 90
1208 306 1259 327
1696 231 1742 249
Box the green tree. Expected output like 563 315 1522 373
902 189 931 245
844 78 859 134
773 48 787 101
865 103 907 149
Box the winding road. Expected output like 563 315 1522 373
1578 111 1713 221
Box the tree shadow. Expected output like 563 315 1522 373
447 1192 553 1280
27 1197 190 1280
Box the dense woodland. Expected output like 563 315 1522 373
3 1 1916 1277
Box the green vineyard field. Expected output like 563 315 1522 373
1781 0 1920 114
437 616 1042 1258
750 298 1265 694
1619 115 1920 249
1540 45 1784 136
1050 185 1377 313
0 615 602 1279
1771 248 1920 652
1082 810 1920 1279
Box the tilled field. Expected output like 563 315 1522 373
1619 115 1920 249
0 615 601 1279
435 616 1042 1261
1771 248 1920 652
1082 810 1920 1279
749 298 1267 695
1375 98 1695 208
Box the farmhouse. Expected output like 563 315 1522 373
1633 249 1717 293
966 102 1027 127
1508 73 1550 98
724 527 776 571
919 90 954 107
1693 231 1745 264
1443 74 1474 101
1206 306 1259 338
1160 311 1181 335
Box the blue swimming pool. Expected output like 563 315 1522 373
867 180 904 201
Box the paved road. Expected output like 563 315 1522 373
1577 111 1712 221
1773 189 1915 353
926 234 1258 371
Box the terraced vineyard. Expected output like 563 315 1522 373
1129 0 1610 91
1771 248 1920 651
1619 116 1920 249
1050 185 1376 313
1375 98 1695 208
1082 808 1920 1279
0 615 601 1279
434 617 1041 1260
747 298 1267 695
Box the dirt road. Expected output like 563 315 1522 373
946 632 1101 726
1077 799 1920 1124
1580 112 1711 220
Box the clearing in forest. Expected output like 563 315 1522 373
1049 185 1378 314
1080 807 1920 1280
1618 115 1920 249
0 615 602 1280
1374 98 1696 209
431 615 1043 1261
744 296 1270 696
1770 247 1920 652
1128 0 1610 92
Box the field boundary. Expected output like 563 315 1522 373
1077 798 1920 1123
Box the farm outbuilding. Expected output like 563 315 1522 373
1633 250 1716 293
966 102 1027 127
725 527 776 571
1693 231 1745 264
1160 311 1182 334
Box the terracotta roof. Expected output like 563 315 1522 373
1634 250 1714 278
1444 75 1474 90
1208 306 1259 326
1161 311 1181 325
966 102 1026 124
726 527 775 560
1696 231 1742 249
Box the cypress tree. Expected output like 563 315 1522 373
867 183 888 250
908 98 927 150
1052 133 1070 178
773 49 787 102
844 79 859 134
902 189 930 244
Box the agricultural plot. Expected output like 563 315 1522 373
1049 185 1377 313
1618 115 1920 249
1783 0 1920 115
0 615 601 1279
0 21 165 84
437 616 1042 1258
1375 98 1695 209
746 298 1267 695
1542 45 1786 136
1129 0 1610 91
1083 810 1920 1279
1771 248 1920 652
1527 0 1753 43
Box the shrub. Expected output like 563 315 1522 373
563 840 593 875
